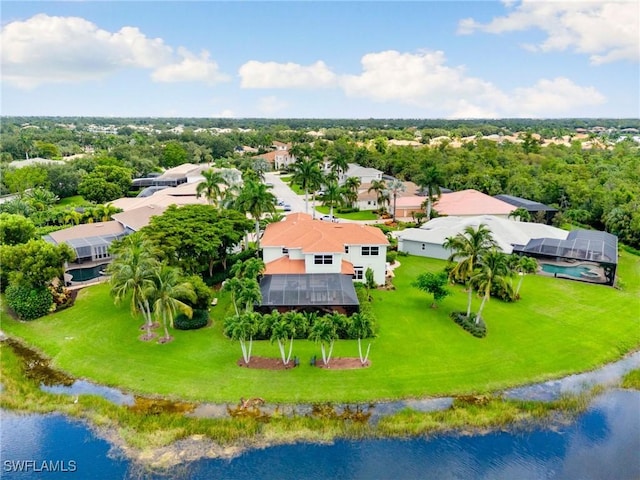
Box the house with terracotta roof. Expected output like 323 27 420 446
259 213 389 313
255 142 296 170
434 190 516 218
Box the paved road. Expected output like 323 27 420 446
265 172 325 220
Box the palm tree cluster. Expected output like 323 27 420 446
443 224 538 326
107 233 196 344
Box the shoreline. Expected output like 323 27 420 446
2 337 639 470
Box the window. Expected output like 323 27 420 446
421 243 426 250
314 255 333 265
344 246 349 254
362 246 379 256
282 247 289 254
353 267 364 280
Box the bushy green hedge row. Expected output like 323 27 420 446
5 284 53 321
450 311 487 338
174 309 209 330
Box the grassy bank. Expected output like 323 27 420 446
622 369 640 390
1 253 638 404
0 341 602 468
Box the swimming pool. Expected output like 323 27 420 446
67 263 110 282
540 263 595 279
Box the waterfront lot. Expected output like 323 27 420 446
2 253 638 404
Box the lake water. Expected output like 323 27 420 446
2 389 639 480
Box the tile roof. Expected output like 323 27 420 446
262 213 388 253
48 221 125 243
264 257 355 275
434 190 516 216
111 205 167 231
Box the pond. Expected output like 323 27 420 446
2 389 639 479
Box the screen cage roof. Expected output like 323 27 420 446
518 230 618 264
260 274 359 307
63 233 125 257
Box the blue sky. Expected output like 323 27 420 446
1 1 638 118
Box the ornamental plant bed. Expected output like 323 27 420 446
315 358 371 369
237 356 295 370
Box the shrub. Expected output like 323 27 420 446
174 309 209 330
450 311 487 338
386 251 398 264
5 284 54 321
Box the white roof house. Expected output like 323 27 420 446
395 215 568 260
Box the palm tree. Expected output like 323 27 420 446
387 178 406 222
107 234 160 339
513 255 538 297
308 314 339 366
348 312 376 365
93 203 121 222
443 224 497 318
234 179 276 253
367 179 388 213
290 156 323 214
63 208 83 226
196 169 227 206
471 249 513 323
508 207 532 222
328 153 349 178
321 179 342 218
270 312 302 366
238 277 262 313
416 164 443 221
343 176 361 210
146 264 196 343
224 312 259 364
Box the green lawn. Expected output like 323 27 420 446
2 252 639 404
315 206 378 221
57 195 86 207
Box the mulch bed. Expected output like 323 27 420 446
237 356 370 370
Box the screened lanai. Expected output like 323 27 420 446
259 274 359 314
513 230 618 285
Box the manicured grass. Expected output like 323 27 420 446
315 206 378 221
2 252 639 404
57 195 86 207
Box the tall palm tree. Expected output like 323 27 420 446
196 169 227 206
367 179 388 213
146 264 196 343
471 249 513 323
443 224 497 318
290 157 323 214
238 277 262 313
224 312 259 364
387 178 406 222
348 312 376 365
270 312 302 366
321 179 342 218
234 179 276 253
107 234 160 338
309 314 339 366
416 164 443 221
343 176 361 210
328 153 349 178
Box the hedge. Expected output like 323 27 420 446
174 309 209 330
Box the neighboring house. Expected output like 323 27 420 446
395 215 568 260
432 190 516 218
255 142 296 170
259 213 389 313
494 194 558 223
357 180 421 212
339 163 383 185
45 221 127 264
111 181 209 211
131 163 211 189
9 157 61 168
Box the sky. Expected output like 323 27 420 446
1 1 638 119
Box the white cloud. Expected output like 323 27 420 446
511 77 606 116
0 14 228 88
340 50 605 118
239 60 337 88
151 48 229 84
458 1 639 64
211 109 235 118
257 96 288 115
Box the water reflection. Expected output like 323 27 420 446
2 390 638 479
41 380 135 406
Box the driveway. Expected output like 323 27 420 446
265 172 324 219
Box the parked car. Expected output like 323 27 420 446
320 215 338 222
277 199 285 206
283 204 292 212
